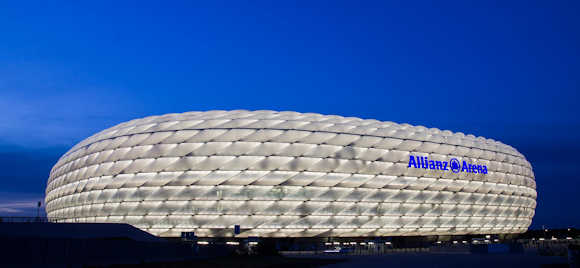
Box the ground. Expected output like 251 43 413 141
312 253 569 268
92 253 569 268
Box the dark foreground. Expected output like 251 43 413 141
89 256 346 268
300 253 569 268
1 223 576 267
84 253 569 268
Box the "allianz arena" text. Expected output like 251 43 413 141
407 155 489 174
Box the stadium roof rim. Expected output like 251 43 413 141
58 110 523 162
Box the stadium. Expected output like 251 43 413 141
45 110 537 238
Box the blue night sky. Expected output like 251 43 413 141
0 1 578 229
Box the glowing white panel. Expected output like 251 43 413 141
45 110 536 237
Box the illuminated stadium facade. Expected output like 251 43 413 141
45 110 537 238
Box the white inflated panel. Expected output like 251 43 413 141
45 110 536 237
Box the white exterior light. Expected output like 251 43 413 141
45 110 537 237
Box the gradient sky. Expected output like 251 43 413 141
0 1 578 229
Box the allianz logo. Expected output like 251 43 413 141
407 155 488 174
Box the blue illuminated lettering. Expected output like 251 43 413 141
429 160 436 169
408 155 418 168
407 155 487 174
